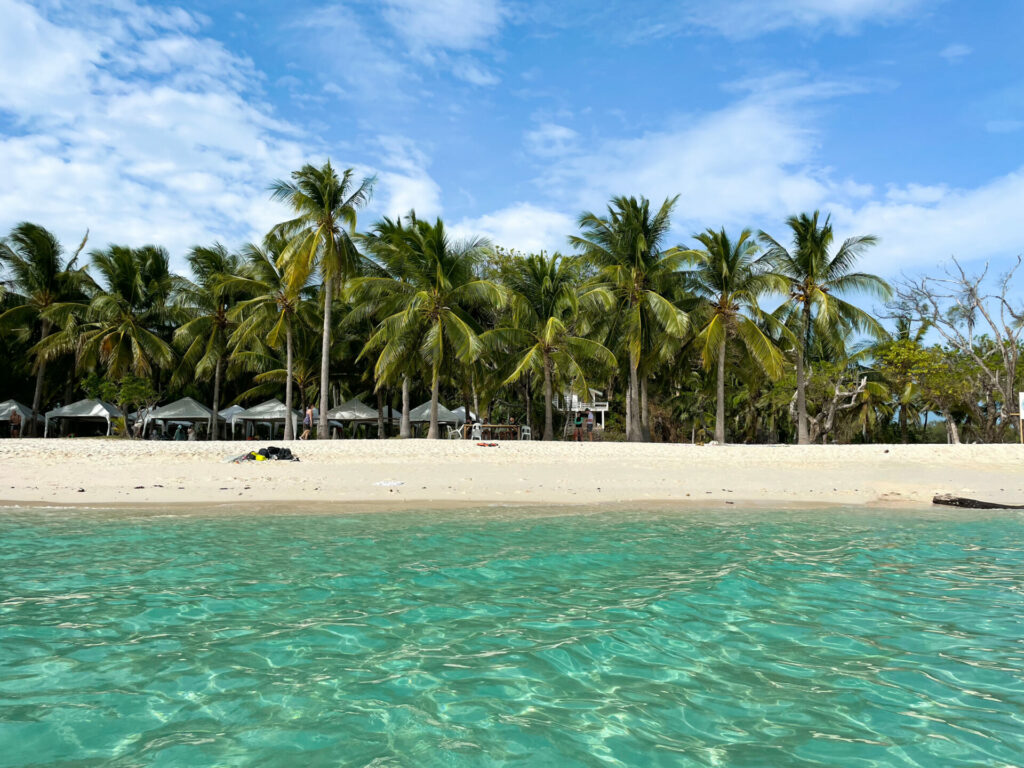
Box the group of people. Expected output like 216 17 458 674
572 408 596 441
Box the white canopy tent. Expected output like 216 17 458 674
219 404 245 421
450 406 477 425
231 399 301 439
44 399 123 437
144 397 223 437
1 399 39 435
407 401 460 425
326 399 379 422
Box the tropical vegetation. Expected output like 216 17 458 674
2 159 1021 443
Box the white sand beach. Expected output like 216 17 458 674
1 440 1023 509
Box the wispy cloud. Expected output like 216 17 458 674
636 0 931 40
940 43 972 62
0 0 446 271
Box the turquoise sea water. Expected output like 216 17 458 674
1 506 1023 767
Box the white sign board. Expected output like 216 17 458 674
1019 392 1024 418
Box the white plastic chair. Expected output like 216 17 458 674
519 425 532 440
447 425 463 439
470 424 483 440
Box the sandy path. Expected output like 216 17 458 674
2 440 1023 509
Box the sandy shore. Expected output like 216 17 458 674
2 439 1023 509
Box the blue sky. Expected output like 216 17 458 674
2 0 1023 277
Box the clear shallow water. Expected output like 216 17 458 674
1 506 1023 767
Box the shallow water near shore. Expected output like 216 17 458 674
1 506 1023 767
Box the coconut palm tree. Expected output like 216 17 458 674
759 212 890 445
224 235 315 440
172 244 244 439
571 196 688 441
39 245 176 381
350 213 500 438
483 253 615 440
0 223 91 434
680 228 787 444
270 160 375 439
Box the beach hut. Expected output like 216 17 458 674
231 399 301 439
44 399 123 437
145 397 223 438
0 399 39 436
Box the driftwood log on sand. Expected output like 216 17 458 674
932 494 1024 510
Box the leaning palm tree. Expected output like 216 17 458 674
680 228 787 444
224 235 316 440
571 195 688 441
759 212 890 444
39 245 177 381
483 253 615 440
0 223 91 434
351 213 500 438
270 160 375 439
172 244 244 439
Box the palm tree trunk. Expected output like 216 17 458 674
641 377 650 441
283 324 294 440
943 409 961 445
543 355 554 441
472 381 480 426
899 404 908 444
400 376 412 438
715 337 727 444
29 319 51 437
796 306 811 445
317 276 332 440
428 367 440 439
209 357 222 441
377 389 385 439
628 351 641 442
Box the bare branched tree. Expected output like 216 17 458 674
896 256 1024 441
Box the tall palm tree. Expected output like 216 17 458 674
351 213 500 438
39 245 176 381
571 196 688 442
759 212 890 445
173 244 244 439
483 253 615 440
680 228 787 444
224 235 315 440
0 223 90 434
270 160 375 439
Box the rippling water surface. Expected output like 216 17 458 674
1 506 1023 767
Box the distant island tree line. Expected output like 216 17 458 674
2 159 1022 444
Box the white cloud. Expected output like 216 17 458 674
524 123 579 157
986 119 1024 134
0 1 312 269
452 203 575 253
382 0 504 52
836 169 1024 276
456 73 1024 278
940 43 972 62
450 58 501 86
369 137 444 220
652 0 929 39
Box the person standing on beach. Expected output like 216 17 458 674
573 411 583 441
300 406 313 440
9 408 21 438
585 409 595 441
